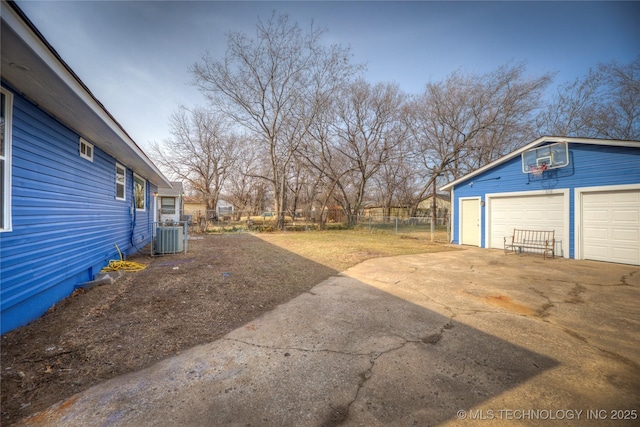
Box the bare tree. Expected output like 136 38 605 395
535 73 601 138
405 63 551 240
408 63 552 207
371 138 418 218
331 80 408 222
224 137 268 217
285 157 315 220
538 55 640 140
191 13 360 228
299 90 349 228
150 106 238 212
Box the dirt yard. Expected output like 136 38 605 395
1 233 348 424
1 231 449 425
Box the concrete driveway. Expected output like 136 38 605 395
19 247 640 426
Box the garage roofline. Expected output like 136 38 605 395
440 136 640 192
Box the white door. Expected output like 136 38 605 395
581 190 640 265
460 198 480 246
489 193 566 256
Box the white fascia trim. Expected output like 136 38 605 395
440 136 640 192
574 183 640 261
2 2 168 185
484 189 570 258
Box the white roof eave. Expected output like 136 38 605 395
439 136 640 192
0 1 171 188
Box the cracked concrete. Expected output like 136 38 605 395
17 247 640 426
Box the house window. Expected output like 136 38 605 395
133 173 146 210
79 138 93 161
1 88 12 232
161 197 176 214
115 163 126 200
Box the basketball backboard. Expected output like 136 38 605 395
522 141 569 174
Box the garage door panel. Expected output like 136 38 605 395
584 209 608 222
587 227 608 240
611 192 639 204
544 209 564 222
613 248 639 260
613 210 638 222
585 244 608 257
489 193 565 257
612 228 638 242
525 209 547 220
582 189 640 265
491 224 510 240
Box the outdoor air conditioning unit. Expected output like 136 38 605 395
156 226 184 253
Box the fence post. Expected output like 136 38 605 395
183 220 189 253
395 217 398 234
151 221 156 256
430 217 435 242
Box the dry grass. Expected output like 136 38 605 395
1 230 451 424
257 229 450 271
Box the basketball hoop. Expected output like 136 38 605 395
529 163 547 177
521 141 570 175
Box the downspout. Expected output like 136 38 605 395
130 200 136 251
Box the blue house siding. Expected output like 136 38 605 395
0 86 156 334
448 141 640 260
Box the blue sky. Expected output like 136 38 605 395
15 1 640 149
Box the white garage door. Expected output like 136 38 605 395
581 190 640 265
489 193 566 256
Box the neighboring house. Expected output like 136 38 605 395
417 194 450 220
217 199 234 217
440 136 640 266
183 196 233 219
361 196 450 220
157 182 184 223
183 196 208 218
362 205 408 217
0 1 172 333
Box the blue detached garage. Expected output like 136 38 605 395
0 2 172 333
440 136 640 266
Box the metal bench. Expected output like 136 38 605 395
504 229 555 259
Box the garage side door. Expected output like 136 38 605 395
460 198 480 246
489 193 565 256
582 190 640 265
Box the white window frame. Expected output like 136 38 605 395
1 87 13 232
115 163 126 201
161 196 176 214
133 173 146 211
79 137 94 162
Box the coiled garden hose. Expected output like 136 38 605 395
100 244 147 273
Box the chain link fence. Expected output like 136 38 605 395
178 210 319 233
172 209 449 241
350 215 449 242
